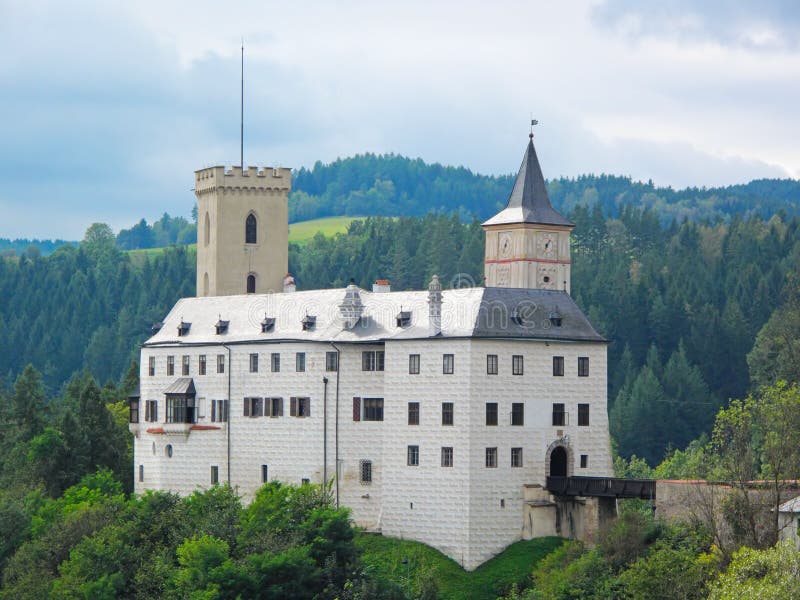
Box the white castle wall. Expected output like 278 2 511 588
133 335 612 571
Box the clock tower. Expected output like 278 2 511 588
482 133 574 293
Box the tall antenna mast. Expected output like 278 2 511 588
240 40 244 169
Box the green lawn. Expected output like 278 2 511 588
288 216 362 244
355 533 564 600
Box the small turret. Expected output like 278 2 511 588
340 282 365 329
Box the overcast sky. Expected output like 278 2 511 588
1 0 798 239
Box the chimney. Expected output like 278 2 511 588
283 274 296 293
339 282 364 329
428 274 442 336
372 279 391 293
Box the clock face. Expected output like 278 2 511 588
537 233 557 259
499 233 513 259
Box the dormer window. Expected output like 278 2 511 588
151 322 163 334
549 306 563 328
261 317 275 333
178 321 191 337
215 319 229 335
302 315 316 331
396 311 411 328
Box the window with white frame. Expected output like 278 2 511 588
443 354 454 374
296 352 306 372
409 354 420 374
148 356 155 377
199 355 206 375
167 355 175 376
217 354 225 374
441 447 453 467
325 352 338 372
271 353 280 372
407 445 419 466
512 355 523 376
182 355 190 376
362 350 385 371
511 447 523 467
485 447 498 468
249 353 258 373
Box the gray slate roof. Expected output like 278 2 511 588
144 286 604 346
483 137 574 228
164 378 196 395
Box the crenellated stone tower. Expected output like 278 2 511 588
195 165 291 297
482 134 574 293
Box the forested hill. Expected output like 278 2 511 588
2 209 800 467
289 153 800 224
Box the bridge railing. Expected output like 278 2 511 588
546 476 656 500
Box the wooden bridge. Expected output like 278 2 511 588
546 476 656 501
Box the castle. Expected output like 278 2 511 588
129 134 614 569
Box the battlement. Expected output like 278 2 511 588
194 165 292 193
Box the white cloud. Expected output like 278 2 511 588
0 0 797 237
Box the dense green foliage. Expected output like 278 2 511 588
3 207 800 464
505 512 717 600
0 475 380 599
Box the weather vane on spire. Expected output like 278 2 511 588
530 118 539 138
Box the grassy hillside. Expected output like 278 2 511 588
355 533 564 599
288 215 362 244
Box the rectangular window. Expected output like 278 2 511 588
486 402 498 426
296 352 306 372
290 397 311 418
360 460 372 484
217 354 225 374
326 351 338 372
361 351 385 372
301 478 310 485
148 356 155 377
167 355 175 376
552 403 566 426
211 466 219 484
407 445 419 466
352 397 361 422
578 403 590 426
129 399 139 423
485 447 498 468
199 355 207 375
271 353 280 372
441 447 453 468
553 356 565 377
511 402 524 426
408 402 419 425
249 353 259 373
511 447 523 468
443 354 454 374
244 397 263 417
139 464 144 482
578 357 590 377
487 354 498 375
261 464 269 483
409 354 420 375
211 399 228 422
363 398 384 421
442 402 454 426
580 454 588 468
145 400 158 422
269 397 283 417
512 355 524 376
182 355 190 376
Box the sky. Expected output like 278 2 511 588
0 0 798 239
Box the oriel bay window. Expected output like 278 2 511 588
164 379 197 424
